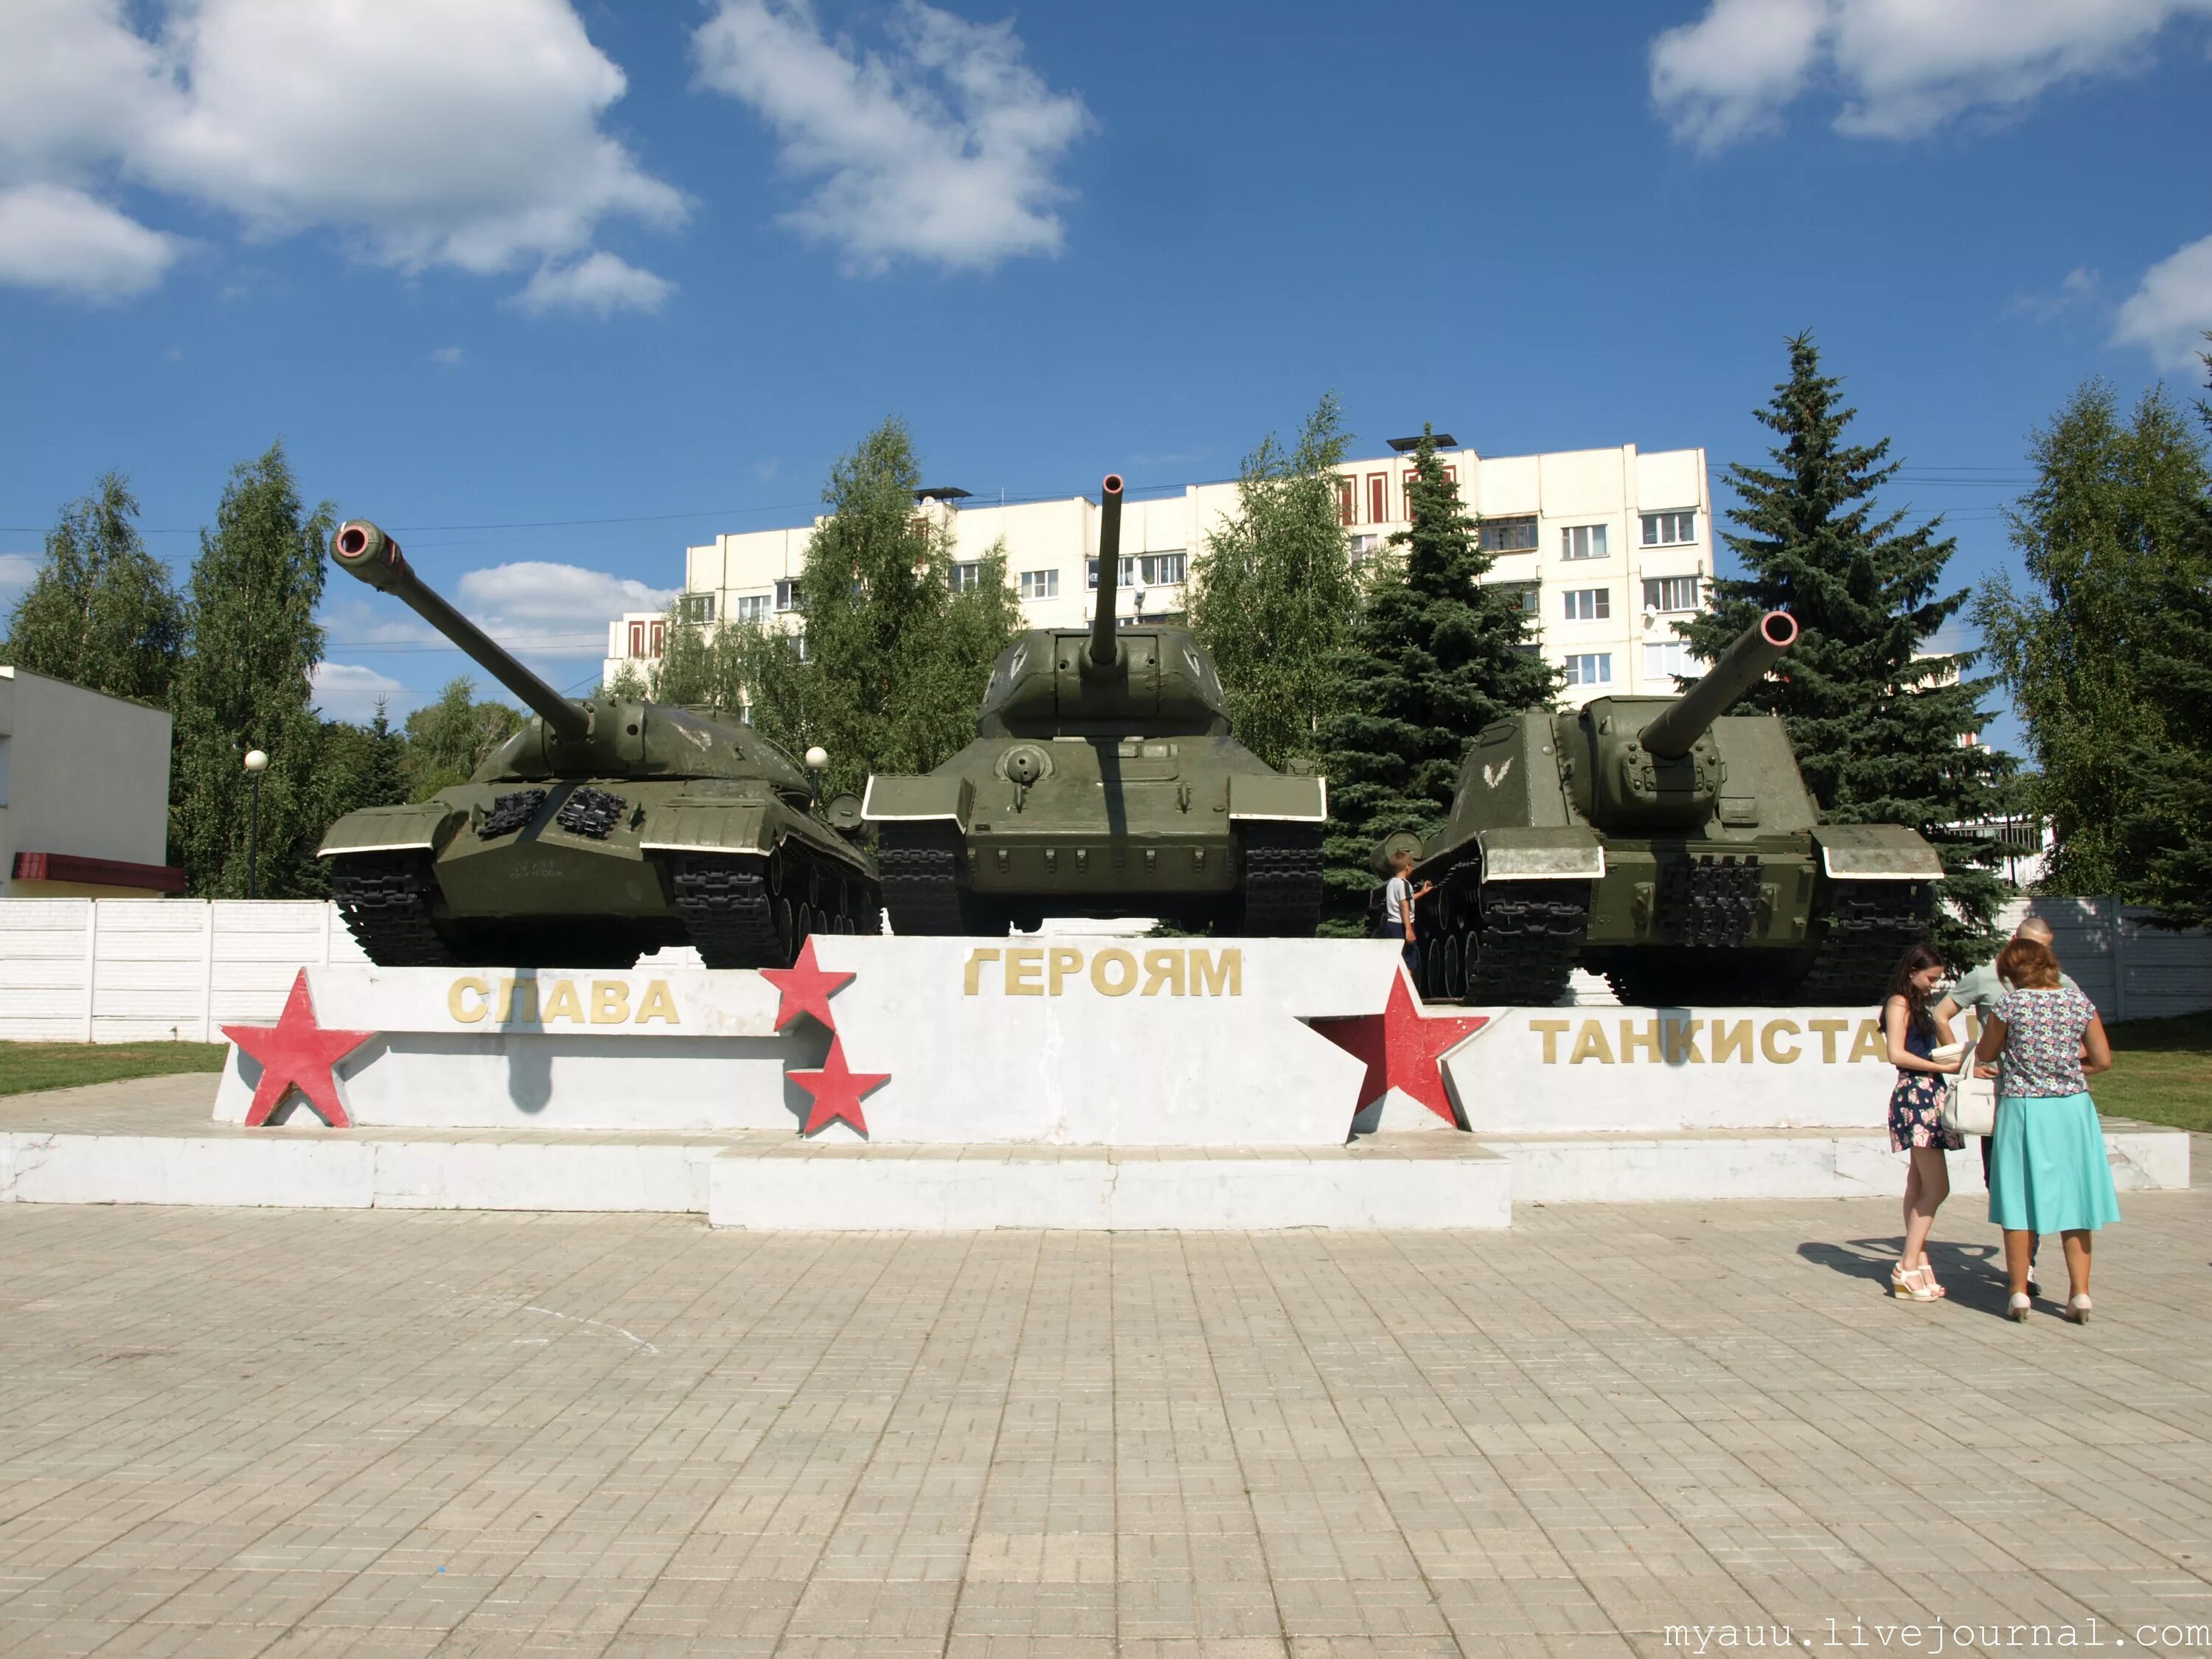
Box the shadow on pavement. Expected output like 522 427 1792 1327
1798 1234 2007 1313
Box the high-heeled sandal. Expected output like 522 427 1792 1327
1891 1265 1937 1301
2065 1294 2091 1324
2006 1293 2032 1322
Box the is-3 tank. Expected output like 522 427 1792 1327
1393 611 1943 1006
316 521 878 969
862 473 1329 936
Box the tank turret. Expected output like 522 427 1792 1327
318 520 877 970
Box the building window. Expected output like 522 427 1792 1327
1642 575 1700 613
679 593 715 624
627 622 645 658
1562 588 1610 622
1512 584 1539 613
1641 510 1697 546
773 579 799 611
1337 477 1354 528
1479 516 1539 554
1368 474 1387 524
1140 552 1185 586
1087 557 1136 590
648 621 665 658
1565 653 1612 686
1349 533 1381 557
1562 524 1609 560
1019 568 1058 600
1644 640 1698 681
1512 642 1543 658
734 593 771 624
948 561 984 592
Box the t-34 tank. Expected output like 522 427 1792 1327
1394 610 1943 1005
862 473 1328 935
316 520 878 969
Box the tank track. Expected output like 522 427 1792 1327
1461 881 1586 1004
328 852 454 967
1796 880 1934 1004
877 827 969 936
1237 825 1324 937
666 848 880 968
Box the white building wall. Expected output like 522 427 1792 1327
0 667 175 897
605 443 1716 709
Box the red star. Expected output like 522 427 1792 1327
787 1036 890 1138
1305 970 1489 1127
221 969 376 1128
760 936 855 1032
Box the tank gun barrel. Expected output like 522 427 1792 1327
1639 610 1798 759
1088 473 1124 669
331 520 592 744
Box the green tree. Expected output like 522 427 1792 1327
1683 333 2008 965
729 417 1023 796
1186 394 1361 768
314 702 409 828
3 471 184 705
1317 426 1557 933
400 676 524 800
1977 376 2211 898
169 444 336 897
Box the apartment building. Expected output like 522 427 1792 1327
603 442 1716 709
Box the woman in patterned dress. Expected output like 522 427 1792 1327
1972 936 2117 1324
1883 944 1961 1301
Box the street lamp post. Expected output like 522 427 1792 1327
804 745 829 807
243 749 268 899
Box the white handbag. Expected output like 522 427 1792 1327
1939 1046 1997 1138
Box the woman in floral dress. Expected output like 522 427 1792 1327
1883 944 1960 1301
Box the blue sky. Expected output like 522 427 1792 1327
2 1 2208 748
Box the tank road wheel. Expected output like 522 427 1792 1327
1795 881 1936 1004
328 852 454 967
1462 880 1587 1006
666 852 790 970
878 825 969 935
1235 824 1324 937
1442 933 1466 1001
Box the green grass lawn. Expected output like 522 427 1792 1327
2098 1010 2212 1133
0 1041 229 1098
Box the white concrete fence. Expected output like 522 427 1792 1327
0 894 2206 1045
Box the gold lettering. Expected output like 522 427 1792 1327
590 981 630 1025
1761 1018 1801 1063
1569 1020 1615 1065
497 977 538 1023
1809 1018 1848 1063
1530 1018 1571 1063
1048 946 1084 995
1848 1018 1885 1063
635 980 680 1025
1005 947 1044 996
1620 1018 1661 1063
1190 947 1242 996
541 978 584 1023
1710 1018 1753 1063
448 975 490 1023
1091 947 1138 997
964 947 1001 996
1663 1016 1705 1065
1141 948 1186 997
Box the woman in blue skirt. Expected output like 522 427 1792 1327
1972 936 2118 1324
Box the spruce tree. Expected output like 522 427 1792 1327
1317 427 1557 932
1187 394 1360 768
1681 333 2007 965
169 444 335 897
313 703 409 830
3 471 184 705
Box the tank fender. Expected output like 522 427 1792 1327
1226 774 1327 822
860 773 975 830
1475 826 1605 881
638 800 774 858
317 801 465 858
1811 823 1944 880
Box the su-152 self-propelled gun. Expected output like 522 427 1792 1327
316 519 877 969
861 473 1329 936
1391 609 1943 1006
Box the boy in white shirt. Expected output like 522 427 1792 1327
1381 848 1434 987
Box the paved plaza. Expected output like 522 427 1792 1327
3 1151 2210 1658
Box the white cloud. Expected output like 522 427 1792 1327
1651 0 2212 149
2114 234 2212 369
310 661 411 721
428 345 463 365
513 251 674 316
456 562 675 656
693 0 1091 272
0 0 680 306
2011 263 2101 323
0 183 182 299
